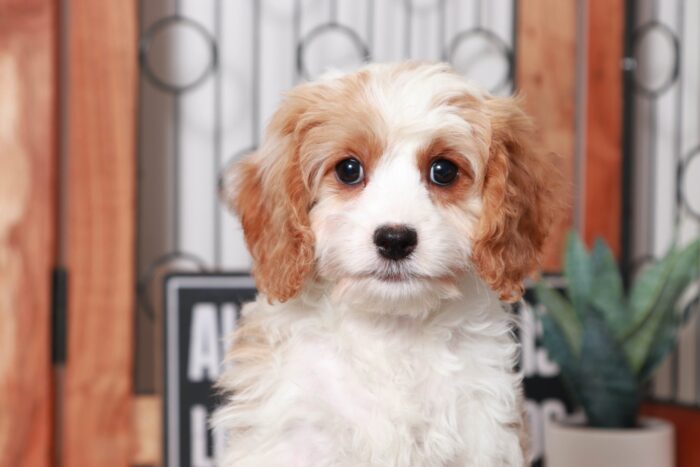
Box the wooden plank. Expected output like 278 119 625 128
0 1 56 466
641 403 700 467
516 0 577 270
132 395 162 466
63 1 138 465
583 0 624 256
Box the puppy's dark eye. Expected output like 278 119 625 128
335 157 364 185
429 159 458 186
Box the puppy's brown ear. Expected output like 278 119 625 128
471 96 564 302
227 96 316 303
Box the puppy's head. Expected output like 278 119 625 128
225 63 562 310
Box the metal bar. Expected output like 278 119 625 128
694 0 700 406
294 0 302 82
252 0 261 144
438 0 446 57
669 0 684 403
172 0 181 250
621 0 637 286
404 0 412 58
330 0 339 23
214 0 223 268
672 0 684 231
648 99 658 256
367 0 375 53
510 0 518 90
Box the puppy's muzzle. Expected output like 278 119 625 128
373 225 418 261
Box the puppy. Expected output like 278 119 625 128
215 62 561 467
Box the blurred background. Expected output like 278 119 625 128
1 0 699 466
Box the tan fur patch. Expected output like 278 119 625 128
417 135 476 205
231 71 387 301
470 95 566 302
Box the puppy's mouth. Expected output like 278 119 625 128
359 267 430 283
361 265 463 285
373 271 419 282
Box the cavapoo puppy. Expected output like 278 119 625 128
215 62 561 467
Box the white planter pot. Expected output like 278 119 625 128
544 415 674 467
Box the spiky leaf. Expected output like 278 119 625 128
535 282 582 355
638 311 680 383
538 311 579 371
538 311 585 407
642 294 700 382
625 252 677 338
624 239 700 372
564 232 593 318
589 238 627 336
577 310 640 428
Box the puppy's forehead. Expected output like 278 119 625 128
338 63 486 134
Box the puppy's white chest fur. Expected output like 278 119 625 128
215 282 525 467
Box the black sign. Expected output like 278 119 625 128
518 287 575 467
163 274 571 467
163 274 256 467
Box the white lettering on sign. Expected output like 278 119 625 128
220 303 237 353
525 398 567 463
520 301 559 378
188 304 221 382
187 302 239 382
190 405 213 467
190 404 228 467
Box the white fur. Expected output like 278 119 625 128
214 278 523 467
215 63 526 466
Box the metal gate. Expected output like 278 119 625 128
136 0 518 391
623 0 700 407
134 0 700 465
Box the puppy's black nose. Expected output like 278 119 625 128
373 225 418 260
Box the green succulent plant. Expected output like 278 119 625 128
534 232 700 428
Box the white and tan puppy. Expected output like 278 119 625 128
215 62 561 467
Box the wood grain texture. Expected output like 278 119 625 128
583 0 623 255
516 0 577 270
0 1 56 466
132 395 162 466
63 1 138 465
641 403 700 467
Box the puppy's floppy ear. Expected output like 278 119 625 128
227 95 316 303
471 96 564 302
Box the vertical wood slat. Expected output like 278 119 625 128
584 0 624 256
132 395 162 466
0 1 57 466
641 403 700 467
64 1 138 465
516 0 577 270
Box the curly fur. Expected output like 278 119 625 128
216 62 562 466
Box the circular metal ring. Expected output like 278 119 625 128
137 251 208 321
218 146 258 203
444 27 513 94
407 0 443 11
139 15 218 94
632 21 680 98
296 22 371 81
678 146 700 220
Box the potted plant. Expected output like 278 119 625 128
535 231 700 467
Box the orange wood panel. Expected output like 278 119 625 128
516 0 577 270
63 1 138 465
641 403 700 467
132 395 162 466
0 1 57 466
584 0 624 256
